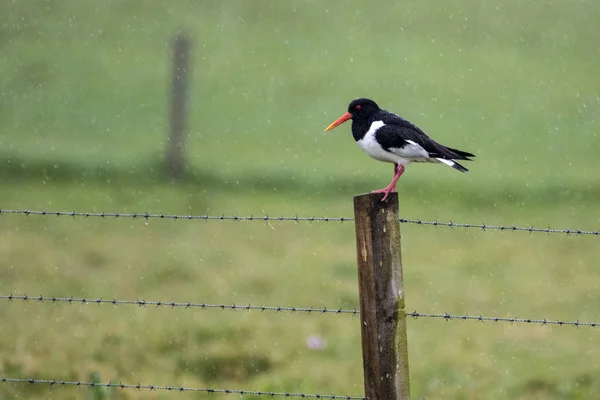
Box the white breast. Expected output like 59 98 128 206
356 121 399 163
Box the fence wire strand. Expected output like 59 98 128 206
1 209 598 236
0 377 364 399
0 295 358 315
409 311 600 328
3 295 598 329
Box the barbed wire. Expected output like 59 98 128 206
0 377 364 399
3 295 598 329
1 209 598 236
0 295 358 315
398 218 599 235
0 209 352 222
409 311 600 328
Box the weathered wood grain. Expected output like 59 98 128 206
353 192 410 400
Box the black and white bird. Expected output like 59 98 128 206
325 98 475 201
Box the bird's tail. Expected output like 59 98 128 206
450 160 469 173
446 147 475 160
435 158 469 173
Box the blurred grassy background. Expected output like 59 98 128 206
1 1 599 399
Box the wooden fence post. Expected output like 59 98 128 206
353 193 410 400
165 32 191 180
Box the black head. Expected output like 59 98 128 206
347 98 381 120
325 98 381 132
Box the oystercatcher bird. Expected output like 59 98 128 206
325 98 475 201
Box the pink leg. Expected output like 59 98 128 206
371 164 405 201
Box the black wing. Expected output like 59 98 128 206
376 110 475 160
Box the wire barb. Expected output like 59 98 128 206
0 377 364 399
0 209 598 236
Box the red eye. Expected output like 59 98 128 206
355 105 361 110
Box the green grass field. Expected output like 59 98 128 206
1 1 600 399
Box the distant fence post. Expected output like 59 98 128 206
165 32 191 180
353 193 410 400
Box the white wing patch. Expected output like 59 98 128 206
389 140 429 159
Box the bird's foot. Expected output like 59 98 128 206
371 185 396 202
372 164 404 201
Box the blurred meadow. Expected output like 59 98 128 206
1 1 600 399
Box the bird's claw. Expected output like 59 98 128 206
371 187 396 201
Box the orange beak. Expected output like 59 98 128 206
324 112 352 132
